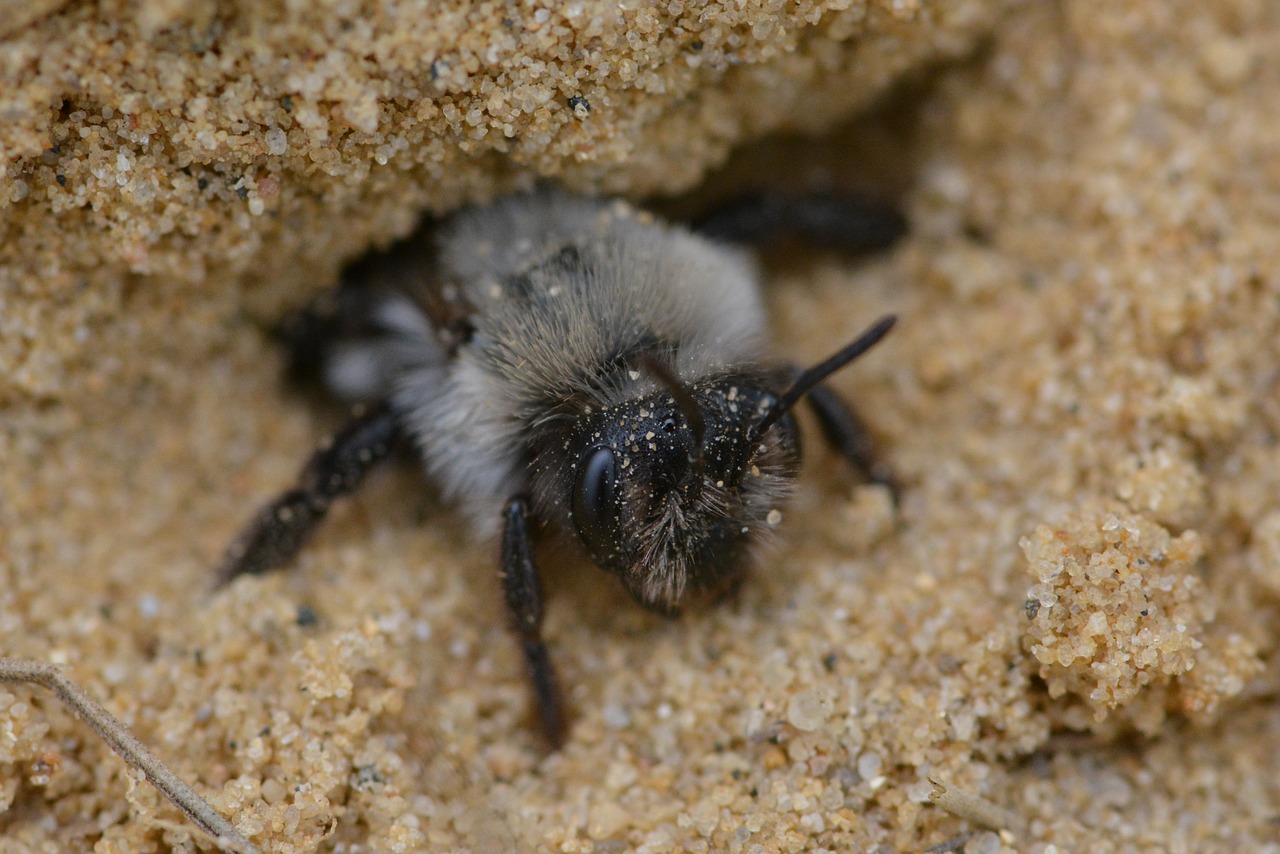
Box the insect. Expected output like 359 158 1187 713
217 188 903 746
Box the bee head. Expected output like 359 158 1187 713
545 314 895 612
568 375 800 610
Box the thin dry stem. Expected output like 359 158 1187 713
0 657 260 854
928 776 1023 838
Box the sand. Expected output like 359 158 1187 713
3 0 1279 851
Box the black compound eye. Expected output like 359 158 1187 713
573 447 623 566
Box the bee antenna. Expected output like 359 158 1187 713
752 314 897 442
634 351 706 470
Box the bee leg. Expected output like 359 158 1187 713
216 401 400 586
500 497 567 748
692 191 906 256
273 279 379 389
802 380 900 501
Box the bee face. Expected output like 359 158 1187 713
564 375 801 610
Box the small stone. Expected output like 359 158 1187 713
786 688 832 732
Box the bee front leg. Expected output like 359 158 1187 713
500 497 568 748
801 380 899 500
217 401 400 585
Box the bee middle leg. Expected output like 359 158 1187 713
216 401 401 586
500 497 568 748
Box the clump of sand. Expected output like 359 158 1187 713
1022 503 1259 734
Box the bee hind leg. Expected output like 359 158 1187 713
691 191 906 256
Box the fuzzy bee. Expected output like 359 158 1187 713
218 188 902 746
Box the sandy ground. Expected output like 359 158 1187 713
4 0 1280 851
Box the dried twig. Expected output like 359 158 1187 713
927 776 1022 837
0 657 260 854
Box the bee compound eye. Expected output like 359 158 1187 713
573 446 623 563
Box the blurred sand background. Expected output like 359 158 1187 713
3 0 1280 850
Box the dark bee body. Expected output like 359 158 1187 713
220 188 900 745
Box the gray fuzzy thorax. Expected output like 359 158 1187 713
389 192 771 534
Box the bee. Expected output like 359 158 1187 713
217 188 902 746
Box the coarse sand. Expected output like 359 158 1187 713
3 0 1280 851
